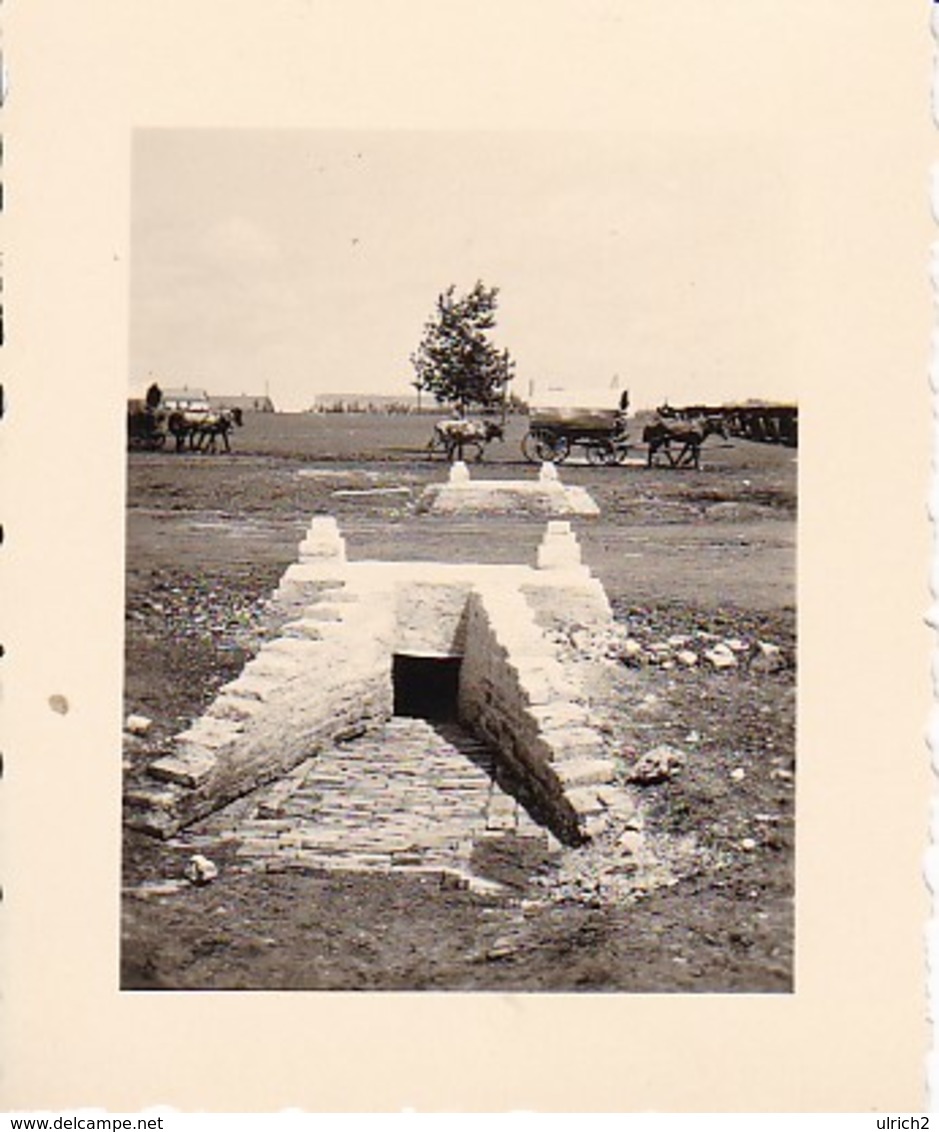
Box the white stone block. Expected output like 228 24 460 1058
543 724 606 752
221 671 279 702
564 786 607 816
531 704 595 733
264 637 322 659
595 784 637 816
150 746 217 788
553 756 616 788
280 620 324 641
536 521 583 570
298 605 344 623
299 516 347 563
178 716 242 750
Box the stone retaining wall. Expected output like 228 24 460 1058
459 587 616 845
125 588 395 836
126 514 620 843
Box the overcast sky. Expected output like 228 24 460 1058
130 130 796 412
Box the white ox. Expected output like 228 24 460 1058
432 418 504 462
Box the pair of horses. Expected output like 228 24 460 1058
168 407 244 454
642 415 727 469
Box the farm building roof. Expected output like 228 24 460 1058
209 394 276 412
161 387 210 405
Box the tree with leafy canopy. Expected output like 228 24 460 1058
410 281 515 416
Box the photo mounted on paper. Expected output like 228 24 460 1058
120 129 796 992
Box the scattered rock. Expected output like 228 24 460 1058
617 830 644 855
607 618 786 674
704 644 737 670
751 641 787 673
740 838 758 852
730 768 746 782
185 854 219 886
627 745 685 785
125 713 153 736
486 936 516 960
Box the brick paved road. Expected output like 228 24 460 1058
180 717 558 889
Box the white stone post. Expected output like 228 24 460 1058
448 461 471 484
299 515 347 564
536 520 583 570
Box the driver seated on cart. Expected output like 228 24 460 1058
615 389 630 429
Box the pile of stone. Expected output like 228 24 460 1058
533 799 683 907
546 622 789 674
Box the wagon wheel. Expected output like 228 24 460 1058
586 441 617 467
523 429 569 464
549 435 571 464
521 430 543 463
535 434 569 464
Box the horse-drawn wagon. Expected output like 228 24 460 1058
127 400 168 450
521 406 629 465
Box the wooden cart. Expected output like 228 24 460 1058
521 406 630 465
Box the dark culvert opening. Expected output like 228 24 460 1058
392 654 462 721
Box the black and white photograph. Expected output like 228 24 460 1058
120 129 797 992
5 0 930 1114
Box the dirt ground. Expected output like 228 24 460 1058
122 411 796 992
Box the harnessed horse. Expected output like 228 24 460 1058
642 415 727 469
168 407 244 453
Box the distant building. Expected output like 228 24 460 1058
311 392 420 414
161 387 211 412
209 393 276 413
